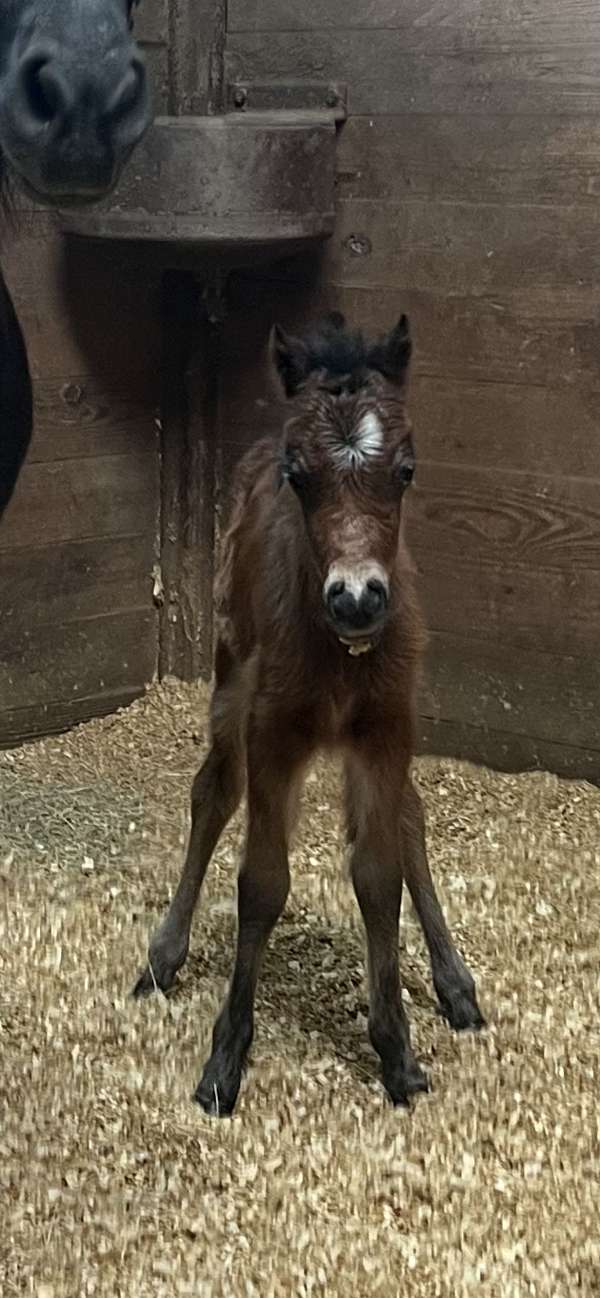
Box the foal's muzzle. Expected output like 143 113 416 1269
323 566 389 642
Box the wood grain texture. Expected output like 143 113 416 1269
0 452 159 552
414 551 600 656
407 463 600 575
229 0 600 48
0 689 147 749
417 716 600 783
409 377 600 478
227 35 600 116
135 0 168 44
158 275 219 682
1 536 154 630
336 115 600 207
0 610 157 714
29 381 158 464
422 631 599 750
328 199 600 299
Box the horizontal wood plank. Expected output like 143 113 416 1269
328 198 600 299
413 550 600 656
0 688 148 749
336 115 600 207
227 36 600 116
417 715 600 783
1 536 155 630
0 451 159 551
29 380 159 464
408 463 600 574
229 0 600 48
0 610 157 713
409 377 600 478
422 631 599 750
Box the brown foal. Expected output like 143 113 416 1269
135 310 484 1114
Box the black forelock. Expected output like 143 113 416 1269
300 313 370 384
274 311 411 398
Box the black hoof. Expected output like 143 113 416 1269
132 961 180 998
439 989 486 1032
384 1058 430 1107
132 965 160 998
132 943 188 999
193 1068 241 1117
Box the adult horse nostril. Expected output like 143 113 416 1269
104 57 147 125
16 54 72 131
327 580 345 601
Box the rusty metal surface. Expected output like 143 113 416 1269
59 113 336 251
227 80 347 120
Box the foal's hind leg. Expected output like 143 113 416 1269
134 669 245 997
399 778 485 1031
194 724 308 1116
345 756 428 1106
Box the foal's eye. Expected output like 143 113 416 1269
282 457 307 492
394 457 415 489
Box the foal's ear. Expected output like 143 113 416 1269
369 314 412 385
270 324 309 398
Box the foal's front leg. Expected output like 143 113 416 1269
346 756 429 1105
400 778 485 1031
194 727 305 1116
134 728 244 997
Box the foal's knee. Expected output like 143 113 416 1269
238 863 290 929
191 744 243 820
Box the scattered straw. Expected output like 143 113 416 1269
1 680 598 1297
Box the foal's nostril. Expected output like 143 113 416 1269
326 581 359 626
363 578 388 618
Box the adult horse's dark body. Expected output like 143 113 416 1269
0 0 151 518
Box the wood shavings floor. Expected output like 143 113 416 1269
1 682 598 1297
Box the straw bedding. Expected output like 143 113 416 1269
1 681 598 1297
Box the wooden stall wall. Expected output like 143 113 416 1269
0 2 169 745
221 0 600 781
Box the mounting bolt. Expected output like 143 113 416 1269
233 86 247 109
61 382 83 406
326 87 339 108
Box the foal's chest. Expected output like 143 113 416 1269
311 673 364 747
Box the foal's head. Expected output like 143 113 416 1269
272 311 415 649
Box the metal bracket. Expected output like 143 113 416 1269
227 80 348 122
